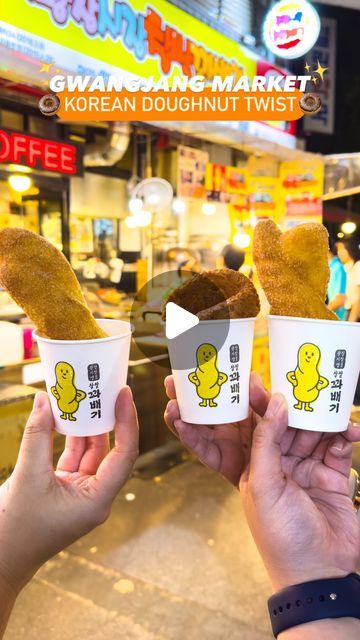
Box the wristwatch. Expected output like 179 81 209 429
268 573 360 638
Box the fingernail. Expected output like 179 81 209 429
330 436 345 452
265 394 285 419
124 385 133 400
251 371 263 387
174 419 183 434
352 421 360 428
33 392 46 410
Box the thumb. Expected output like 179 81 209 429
17 392 54 475
247 393 288 499
94 386 139 503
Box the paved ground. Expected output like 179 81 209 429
5 431 360 640
4 455 272 640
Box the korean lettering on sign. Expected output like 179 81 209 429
88 363 101 419
329 349 346 413
229 344 240 404
27 1 245 80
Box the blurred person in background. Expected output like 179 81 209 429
327 237 347 320
166 247 202 278
337 237 360 322
337 237 360 408
217 244 245 271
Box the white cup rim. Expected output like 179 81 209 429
34 319 133 345
161 316 257 328
196 316 257 326
267 315 359 328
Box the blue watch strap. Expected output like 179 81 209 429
268 573 360 638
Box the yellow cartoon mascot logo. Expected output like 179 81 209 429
287 343 329 412
51 361 87 421
188 343 228 408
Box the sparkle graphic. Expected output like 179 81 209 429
39 61 53 74
311 76 318 85
314 60 328 80
304 61 311 72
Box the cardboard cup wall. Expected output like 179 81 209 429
35 319 132 436
268 316 360 432
167 318 255 425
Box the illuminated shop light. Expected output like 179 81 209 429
8 174 32 192
7 164 31 173
172 198 187 214
233 232 251 249
201 202 216 216
125 216 138 229
128 197 143 214
124 210 152 228
341 221 357 235
147 192 161 207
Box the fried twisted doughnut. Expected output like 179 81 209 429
253 220 337 320
0 228 107 339
163 268 260 320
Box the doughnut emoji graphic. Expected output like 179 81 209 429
39 93 60 116
51 362 87 421
299 93 322 115
287 343 329 412
188 343 228 408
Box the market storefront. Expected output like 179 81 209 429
0 0 328 470
0 125 82 256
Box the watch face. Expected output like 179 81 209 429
263 0 320 60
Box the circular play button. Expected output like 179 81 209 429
130 270 231 370
165 302 199 339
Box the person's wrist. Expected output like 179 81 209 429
0 551 31 596
269 574 360 639
268 567 351 593
0 568 19 601
278 618 360 639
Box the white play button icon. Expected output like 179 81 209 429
165 302 199 339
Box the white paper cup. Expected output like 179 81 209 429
167 318 256 425
35 319 132 437
268 316 360 432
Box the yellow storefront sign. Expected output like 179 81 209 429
0 0 257 81
279 160 324 223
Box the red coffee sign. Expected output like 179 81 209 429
0 129 82 175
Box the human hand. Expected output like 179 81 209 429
0 386 138 594
241 393 360 591
164 372 270 486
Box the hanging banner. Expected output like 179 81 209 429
205 164 249 203
303 18 336 135
249 176 282 222
177 145 208 198
279 160 324 224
